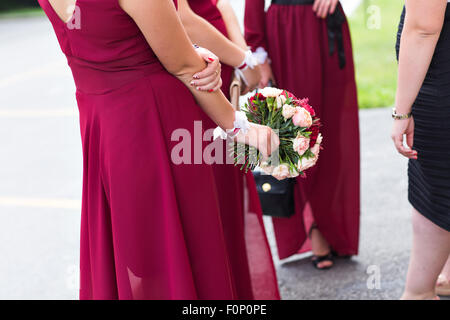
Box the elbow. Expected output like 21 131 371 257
165 60 205 80
416 28 441 38
166 63 195 78
407 21 443 38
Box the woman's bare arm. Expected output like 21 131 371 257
392 0 446 159
177 0 245 68
215 0 261 92
216 0 247 50
395 0 446 115
119 0 235 130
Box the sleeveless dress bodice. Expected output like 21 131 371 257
40 0 167 94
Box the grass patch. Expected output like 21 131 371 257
0 7 44 19
348 0 404 109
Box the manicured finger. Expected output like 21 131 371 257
191 71 220 87
400 148 416 159
319 2 329 18
396 139 416 157
392 134 414 158
196 48 219 64
195 74 221 92
399 146 417 159
193 59 220 79
330 0 338 14
312 0 320 12
315 0 325 17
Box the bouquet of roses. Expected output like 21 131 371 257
233 87 322 180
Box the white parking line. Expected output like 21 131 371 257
0 196 81 210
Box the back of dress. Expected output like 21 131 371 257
37 0 268 300
38 0 163 94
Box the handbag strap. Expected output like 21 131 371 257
229 75 241 111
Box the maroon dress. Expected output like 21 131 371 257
245 0 360 258
38 0 278 299
189 0 280 299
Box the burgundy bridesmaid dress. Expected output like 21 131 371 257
245 0 360 258
38 0 278 299
188 0 280 300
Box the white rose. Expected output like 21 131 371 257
275 95 287 109
282 104 296 119
275 96 283 109
272 164 290 180
260 162 274 175
288 170 300 178
259 87 284 98
297 156 318 172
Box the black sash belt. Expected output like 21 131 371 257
271 0 347 69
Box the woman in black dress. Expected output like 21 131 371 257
393 0 450 299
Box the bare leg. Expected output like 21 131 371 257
310 227 333 269
440 256 450 279
436 255 450 296
401 209 450 300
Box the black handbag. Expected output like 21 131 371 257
252 171 296 218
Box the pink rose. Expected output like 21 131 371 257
292 107 313 128
292 135 310 156
298 134 323 172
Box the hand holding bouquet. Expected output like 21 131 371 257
234 87 323 180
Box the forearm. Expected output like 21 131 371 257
395 0 446 114
216 0 248 50
178 0 245 67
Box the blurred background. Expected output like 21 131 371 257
0 0 424 300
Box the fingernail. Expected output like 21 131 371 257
208 57 215 62
190 81 195 86
196 87 201 91
208 89 213 93
193 75 199 79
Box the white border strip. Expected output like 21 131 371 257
0 196 81 210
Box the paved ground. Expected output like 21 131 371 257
0 12 446 300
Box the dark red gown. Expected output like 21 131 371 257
189 0 280 299
245 1 360 258
38 0 279 299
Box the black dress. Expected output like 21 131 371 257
396 6 450 231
